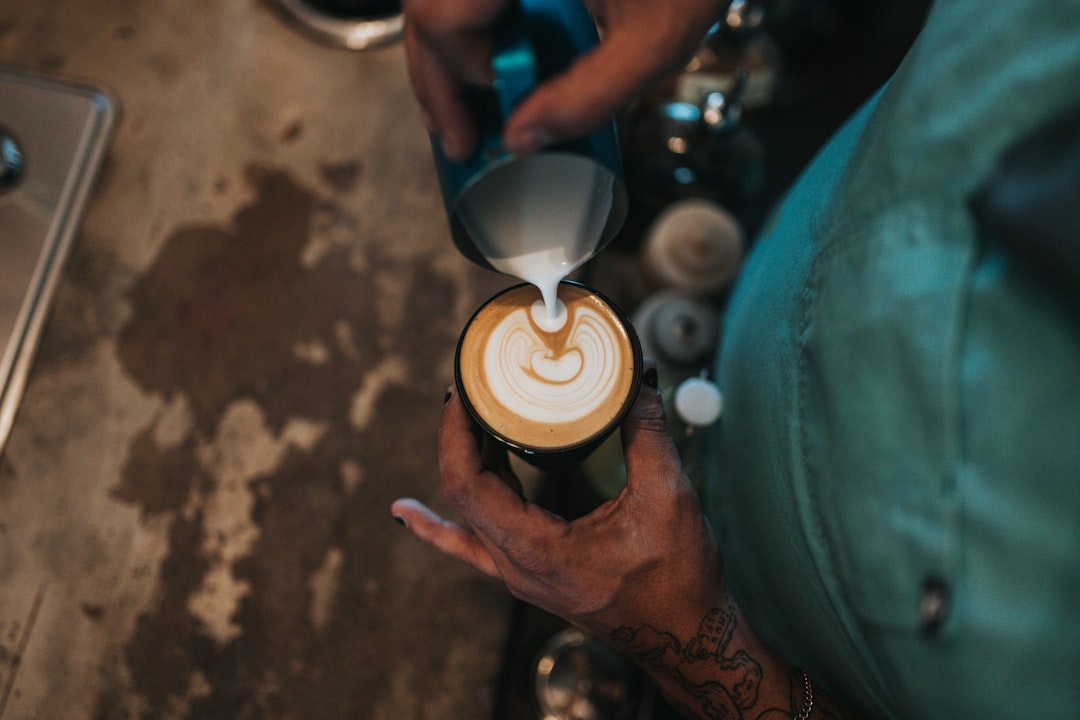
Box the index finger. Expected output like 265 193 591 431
403 22 479 161
402 0 505 160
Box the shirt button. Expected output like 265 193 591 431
920 576 949 635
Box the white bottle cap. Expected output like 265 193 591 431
673 376 723 428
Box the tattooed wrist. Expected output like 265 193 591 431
610 603 855 719
610 601 765 719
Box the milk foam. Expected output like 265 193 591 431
482 302 621 425
530 298 567 333
459 284 637 449
488 247 571 326
457 153 617 322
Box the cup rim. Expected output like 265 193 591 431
454 280 643 458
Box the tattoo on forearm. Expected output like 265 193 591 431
611 603 792 720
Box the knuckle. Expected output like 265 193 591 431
439 471 471 510
631 411 669 436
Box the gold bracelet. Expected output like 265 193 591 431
794 669 814 720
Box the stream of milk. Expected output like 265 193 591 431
457 153 617 332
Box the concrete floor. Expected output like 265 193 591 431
0 2 518 718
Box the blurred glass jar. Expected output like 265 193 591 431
640 0 782 113
623 73 765 215
534 629 638 720
641 197 746 297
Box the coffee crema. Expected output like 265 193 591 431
457 283 640 451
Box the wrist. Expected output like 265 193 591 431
608 592 813 720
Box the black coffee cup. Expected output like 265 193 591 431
455 281 642 469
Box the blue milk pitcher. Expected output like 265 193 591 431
430 0 628 285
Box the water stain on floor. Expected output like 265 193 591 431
106 164 471 719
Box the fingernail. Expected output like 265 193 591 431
393 515 407 527
643 367 658 388
444 390 453 405
440 131 467 161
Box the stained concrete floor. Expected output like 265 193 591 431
0 1 518 718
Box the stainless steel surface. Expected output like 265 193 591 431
0 70 116 456
271 0 403 49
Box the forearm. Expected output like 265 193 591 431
608 592 858 720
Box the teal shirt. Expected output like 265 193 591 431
707 1 1080 717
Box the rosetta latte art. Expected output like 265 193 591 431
458 283 639 451
484 305 622 424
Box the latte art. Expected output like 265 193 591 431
486 302 620 423
457 283 640 451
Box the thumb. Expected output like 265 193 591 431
619 364 685 489
501 2 720 155
502 34 674 154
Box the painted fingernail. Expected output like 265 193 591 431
393 515 407 527
444 390 452 405
643 367 658 388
